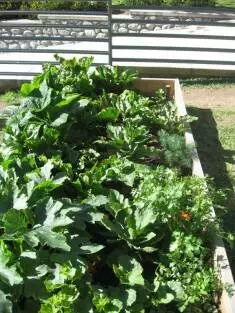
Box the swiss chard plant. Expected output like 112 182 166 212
0 56 225 313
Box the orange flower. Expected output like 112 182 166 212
180 211 192 221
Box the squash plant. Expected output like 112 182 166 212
0 56 222 313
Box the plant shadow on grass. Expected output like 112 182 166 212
188 106 235 277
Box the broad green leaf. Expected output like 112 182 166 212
85 195 109 207
53 173 68 185
21 75 42 96
133 207 156 231
159 292 174 304
97 107 119 121
51 113 69 127
13 192 28 210
79 99 90 108
20 251 37 259
43 198 63 226
26 226 70 251
113 255 144 286
125 289 136 307
167 281 184 299
0 290 12 313
55 94 80 108
78 244 105 255
3 209 28 235
0 241 23 286
43 198 74 229
41 160 54 180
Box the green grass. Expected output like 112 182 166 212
186 91 235 276
181 77 235 89
216 0 235 8
0 90 21 105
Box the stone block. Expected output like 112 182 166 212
58 29 70 36
83 21 92 26
23 30 33 36
30 41 38 49
20 42 30 49
119 27 127 33
34 29 42 35
96 32 107 39
145 24 155 30
128 23 139 31
9 43 20 49
11 29 21 35
0 41 8 49
84 29 96 37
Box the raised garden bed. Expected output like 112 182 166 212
0 58 234 312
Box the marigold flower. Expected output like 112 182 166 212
180 210 192 221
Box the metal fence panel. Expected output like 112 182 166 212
1 1 235 77
110 4 235 70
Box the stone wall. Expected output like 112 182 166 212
0 10 233 50
0 16 108 50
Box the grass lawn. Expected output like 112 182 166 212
0 90 21 107
216 0 235 8
182 78 235 276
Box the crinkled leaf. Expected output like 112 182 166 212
93 289 123 313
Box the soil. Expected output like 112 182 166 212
183 86 235 109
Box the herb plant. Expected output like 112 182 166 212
0 57 222 313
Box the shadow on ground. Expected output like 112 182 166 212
188 106 235 276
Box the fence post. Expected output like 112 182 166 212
107 0 112 66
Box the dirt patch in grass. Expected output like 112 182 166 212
183 87 235 109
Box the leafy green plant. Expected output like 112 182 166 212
0 56 225 312
159 130 192 168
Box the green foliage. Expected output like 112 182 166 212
21 0 106 11
114 0 215 7
0 0 217 11
0 56 223 312
159 130 192 168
